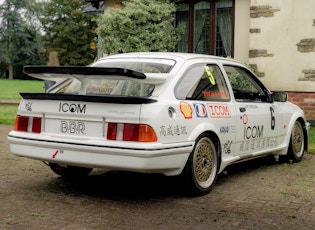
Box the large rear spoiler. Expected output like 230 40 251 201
23 66 169 84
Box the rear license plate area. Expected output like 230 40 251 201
44 117 104 137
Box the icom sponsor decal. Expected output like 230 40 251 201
160 125 187 137
239 124 279 152
207 104 230 118
59 103 86 114
243 125 263 140
180 101 193 119
193 103 208 118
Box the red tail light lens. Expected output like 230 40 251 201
14 115 42 133
14 116 29 132
107 123 157 142
32 117 42 133
123 124 157 142
123 124 140 141
107 123 118 140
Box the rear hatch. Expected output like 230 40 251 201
15 66 168 142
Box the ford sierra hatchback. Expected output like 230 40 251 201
8 52 308 196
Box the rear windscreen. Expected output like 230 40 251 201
56 58 175 97
92 59 175 74
57 78 154 97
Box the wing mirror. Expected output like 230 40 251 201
272 91 288 102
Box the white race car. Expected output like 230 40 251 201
8 52 308 195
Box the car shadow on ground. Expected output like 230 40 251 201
45 170 186 200
32 155 282 201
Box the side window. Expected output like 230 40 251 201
175 64 230 101
224 65 269 102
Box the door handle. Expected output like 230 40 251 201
239 107 246 112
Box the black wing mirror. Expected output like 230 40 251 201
272 91 288 102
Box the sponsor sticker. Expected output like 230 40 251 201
59 103 86 114
160 125 187 137
193 103 208 118
242 114 248 125
25 102 33 111
180 101 193 119
207 104 230 118
60 120 86 135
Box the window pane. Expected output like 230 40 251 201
224 65 268 102
57 78 154 97
175 0 234 56
216 0 232 57
93 59 175 73
175 64 230 101
194 1 210 54
175 3 189 53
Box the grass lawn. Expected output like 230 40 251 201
0 78 44 100
0 79 44 125
0 105 18 125
308 127 315 153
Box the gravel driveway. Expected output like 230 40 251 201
1 125 314 229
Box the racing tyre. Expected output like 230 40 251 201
287 120 305 162
49 163 93 178
182 134 219 196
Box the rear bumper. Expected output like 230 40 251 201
8 131 194 176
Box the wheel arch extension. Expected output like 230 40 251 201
296 117 309 152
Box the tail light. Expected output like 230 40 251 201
107 123 157 142
14 116 29 132
107 123 118 140
14 115 42 133
32 117 42 133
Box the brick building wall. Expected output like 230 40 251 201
288 92 315 123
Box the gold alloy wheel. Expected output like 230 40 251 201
193 137 217 188
291 121 304 157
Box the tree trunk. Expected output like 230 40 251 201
8 64 13 80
